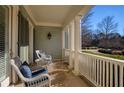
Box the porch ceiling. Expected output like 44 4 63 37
26 5 84 27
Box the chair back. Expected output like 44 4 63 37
10 57 27 82
13 56 22 68
36 50 42 59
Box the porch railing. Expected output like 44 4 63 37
62 48 70 63
79 52 124 87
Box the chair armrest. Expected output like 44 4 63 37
23 73 51 82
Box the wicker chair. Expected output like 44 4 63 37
10 57 51 87
35 50 52 65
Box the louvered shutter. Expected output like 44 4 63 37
18 11 29 47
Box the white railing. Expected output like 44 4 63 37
64 48 70 57
62 48 75 68
62 48 70 63
79 52 124 87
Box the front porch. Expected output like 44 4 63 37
1 5 124 87
14 61 93 87
8 5 94 87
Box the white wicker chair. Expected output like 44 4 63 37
10 57 51 87
35 50 52 65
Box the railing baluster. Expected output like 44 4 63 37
110 63 113 87
83 55 84 75
89 57 92 81
95 59 97 84
103 60 105 87
97 60 99 86
93 58 96 83
81 55 83 75
82 55 84 75
85 55 87 78
87 55 89 80
84 55 87 77
100 60 102 86
85 55 87 77
89 56 91 80
119 65 123 87
106 62 109 87
92 57 94 82
88 56 90 80
92 58 95 83
91 57 94 81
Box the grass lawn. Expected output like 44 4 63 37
82 50 124 60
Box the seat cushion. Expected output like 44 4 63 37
32 69 48 78
20 65 32 78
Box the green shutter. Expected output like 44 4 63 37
18 11 29 47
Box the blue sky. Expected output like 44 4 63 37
89 5 124 35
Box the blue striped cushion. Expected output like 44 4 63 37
20 65 32 78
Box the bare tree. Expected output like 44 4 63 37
81 12 93 48
97 16 118 39
120 29 124 49
96 16 118 48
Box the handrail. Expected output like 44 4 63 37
79 51 124 64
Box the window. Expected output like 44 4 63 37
0 6 9 81
64 31 69 49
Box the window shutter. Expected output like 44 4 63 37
18 11 29 46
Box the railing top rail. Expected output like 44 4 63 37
78 51 124 64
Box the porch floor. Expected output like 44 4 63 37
48 61 93 87
14 61 93 87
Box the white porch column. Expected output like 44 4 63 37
29 20 34 64
11 6 19 84
62 28 65 59
68 20 75 69
73 15 81 75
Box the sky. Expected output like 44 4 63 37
89 5 124 35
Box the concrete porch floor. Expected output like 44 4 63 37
14 61 93 87
48 61 93 87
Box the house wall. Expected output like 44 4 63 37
35 26 62 60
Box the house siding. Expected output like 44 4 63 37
35 26 62 60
